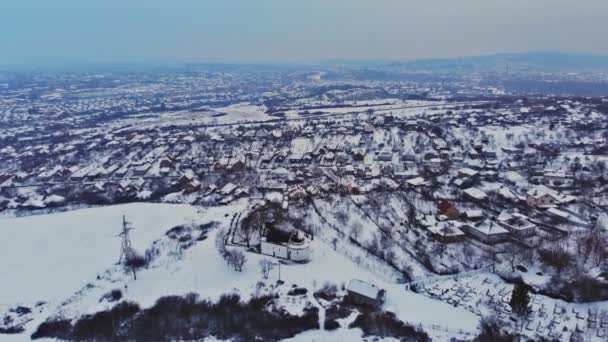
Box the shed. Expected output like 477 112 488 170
347 279 386 308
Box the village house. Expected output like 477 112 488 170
526 185 576 208
463 187 487 202
427 220 466 243
496 210 536 237
437 200 460 220
462 219 510 244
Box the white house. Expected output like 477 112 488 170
526 185 575 208
260 229 311 262
463 187 487 201
496 210 535 237
462 219 510 244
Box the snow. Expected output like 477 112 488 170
0 200 480 340
0 203 199 304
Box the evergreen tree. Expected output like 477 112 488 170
509 280 531 317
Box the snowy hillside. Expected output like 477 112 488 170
0 200 481 341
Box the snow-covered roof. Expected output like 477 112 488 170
526 185 576 204
406 177 426 186
463 187 487 200
220 182 238 194
547 207 571 220
458 168 479 177
347 279 383 300
469 220 508 236
463 209 483 218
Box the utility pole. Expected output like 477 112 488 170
276 261 283 285
117 215 134 265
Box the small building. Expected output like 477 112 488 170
526 185 575 208
462 209 483 221
457 167 479 178
427 221 466 243
496 210 535 237
347 279 386 308
437 200 460 220
406 176 427 187
463 187 487 201
462 219 510 244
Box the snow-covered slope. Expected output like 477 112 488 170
1 200 479 340
0 203 199 304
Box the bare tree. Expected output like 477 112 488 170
237 221 257 247
227 249 247 272
503 243 525 273
432 242 447 258
244 210 265 239
334 208 348 226
215 228 227 257
350 222 363 240
259 259 274 279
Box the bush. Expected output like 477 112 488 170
287 287 308 296
323 319 340 330
72 302 140 340
314 283 338 301
166 225 185 239
31 319 72 340
125 253 147 269
0 326 25 334
560 276 608 302
99 289 123 303
473 316 515 342
12 306 32 316
538 248 571 271
349 310 430 341
33 293 318 341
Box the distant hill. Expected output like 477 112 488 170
321 52 608 73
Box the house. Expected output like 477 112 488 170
427 221 466 243
463 187 487 201
347 279 386 308
377 150 393 162
437 200 460 220
132 163 151 176
526 185 576 208
462 219 510 244
352 148 366 161
502 146 524 155
543 171 572 187
462 209 483 221
496 210 535 237
458 168 479 178
220 182 238 196
183 180 201 194
406 177 427 187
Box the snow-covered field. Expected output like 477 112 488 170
0 203 199 304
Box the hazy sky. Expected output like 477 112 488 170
2 0 607 66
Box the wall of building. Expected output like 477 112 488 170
260 241 289 259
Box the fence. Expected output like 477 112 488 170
406 266 492 289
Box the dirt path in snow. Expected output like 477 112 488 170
308 286 325 331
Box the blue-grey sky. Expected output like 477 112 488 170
2 0 607 66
